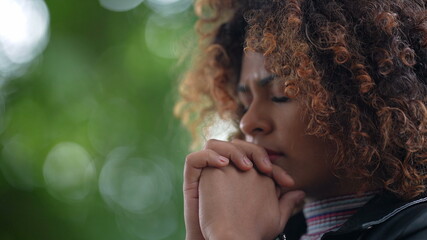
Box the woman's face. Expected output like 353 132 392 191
238 51 352 199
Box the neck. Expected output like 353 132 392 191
304 178 379 202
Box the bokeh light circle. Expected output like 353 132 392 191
0 0 49 83
99 147 174 214
43 142 96 202
145 0 192 16
1 135 42 190
144 12 193 59
99 0 144 12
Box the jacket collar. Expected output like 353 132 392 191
324 192 427 236
283 192 427 240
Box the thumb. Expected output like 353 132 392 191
278 190 305 228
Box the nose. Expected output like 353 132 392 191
239 102 273 137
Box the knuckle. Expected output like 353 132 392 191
230 146 243 158
184 152 196 164
204 139 220 149
252 144 267 155
184 151 204 167
185 150 212 167
232 139 266 158
205 149 217 161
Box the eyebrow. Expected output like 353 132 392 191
237 75 276 93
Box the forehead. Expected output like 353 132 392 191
239 51 271 85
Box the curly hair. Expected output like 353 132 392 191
175 0 427 200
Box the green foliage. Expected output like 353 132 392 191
0 1 194 239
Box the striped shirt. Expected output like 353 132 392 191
300 192 377 240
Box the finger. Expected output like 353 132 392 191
278 190 305 228
204 139 254 171
230 139 273 174
183 150 227 239
184 197 204 240
184 149 229 197
270 165 295 187
184 150 224 240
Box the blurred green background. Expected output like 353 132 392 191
0 0 195 239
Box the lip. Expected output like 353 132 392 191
264 148 284 161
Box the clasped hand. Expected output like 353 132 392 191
183 139 305 240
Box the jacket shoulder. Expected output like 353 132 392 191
365 201 427 240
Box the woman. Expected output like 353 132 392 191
175 0 427 239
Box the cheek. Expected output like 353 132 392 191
274 103 335 169
276 116 309 154
300 138 335 173
278 107 334 163
279 125 336 175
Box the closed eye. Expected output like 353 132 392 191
271 96 290 103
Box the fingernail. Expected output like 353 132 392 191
243 157 253 166
219 156 229 163
263 157 271 167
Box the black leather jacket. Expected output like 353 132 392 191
282 193 427 240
